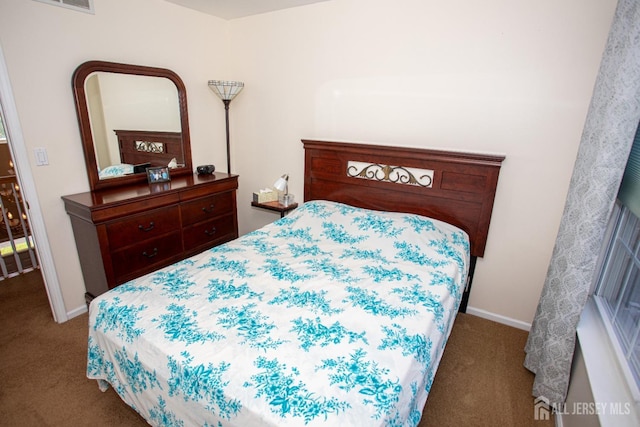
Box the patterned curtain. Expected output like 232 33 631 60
524 0 640 405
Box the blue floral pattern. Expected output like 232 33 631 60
317 348 403 420
87 200 469 426
216 303 286 350
207 278 264 302
290 316 368 351
245 356 351 423
167 352 242 420
153 304 224 344
152 268 196 300
269 286 343 315
92 297 146 344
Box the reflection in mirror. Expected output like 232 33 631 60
85 72 182 176
73 61 192 191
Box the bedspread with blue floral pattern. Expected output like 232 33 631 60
87 200 469 427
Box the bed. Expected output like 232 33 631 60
87 140 504 426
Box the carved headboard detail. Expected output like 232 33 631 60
115 130 184 167
303 140 505 258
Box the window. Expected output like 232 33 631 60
33 0 94 14
594 202 640 393
593 120 640 397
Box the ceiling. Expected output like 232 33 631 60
163 0 330 20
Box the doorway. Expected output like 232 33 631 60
0 44 66 322
0 115 38 277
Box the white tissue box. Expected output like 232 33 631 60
252 188 278 203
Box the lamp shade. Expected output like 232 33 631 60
273 174 289 192
208 80 244 101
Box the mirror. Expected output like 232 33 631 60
72 61 193 191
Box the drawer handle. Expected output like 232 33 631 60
142 248 158 258
202 204 216 214
204 227 217 236
138 221 155 232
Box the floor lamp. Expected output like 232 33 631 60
208 80 244 174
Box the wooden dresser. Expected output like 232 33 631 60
62 173 238 303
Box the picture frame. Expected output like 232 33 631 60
146 166 171 184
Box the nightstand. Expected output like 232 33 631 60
251 200 298 218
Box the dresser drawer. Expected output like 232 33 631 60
111 232 183 282
107 206 180 250
63 174 239 301
180 192 233 226
183 214 236 251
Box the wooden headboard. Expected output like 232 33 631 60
303 140 504 258
115 130 184 167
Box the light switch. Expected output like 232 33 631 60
34 147 48 166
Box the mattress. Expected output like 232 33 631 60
87 200 469 426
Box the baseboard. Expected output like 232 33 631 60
466 306 532 331
67 304 88 320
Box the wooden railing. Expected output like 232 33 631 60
0 175 38 278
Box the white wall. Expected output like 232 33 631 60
0 0 230 312
229 0 617 325
0 0 619 325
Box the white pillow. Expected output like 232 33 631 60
98 163 134 179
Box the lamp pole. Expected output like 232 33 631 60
223 99 231 174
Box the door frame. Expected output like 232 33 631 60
0 43 66 322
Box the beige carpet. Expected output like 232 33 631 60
0 270 553 426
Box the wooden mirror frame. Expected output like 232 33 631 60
72 60 193 191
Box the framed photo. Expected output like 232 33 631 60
147 166 170 184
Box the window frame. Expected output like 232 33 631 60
592 200 640 402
